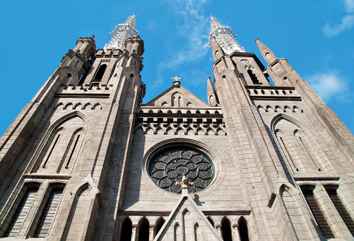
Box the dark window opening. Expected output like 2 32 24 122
325 186 354 235
33 184 64 238
4 184 40 237
247 69 260 85
238 217 249 241
92 64 107 83
120 217 132 241
301 186 334 239
138 217 149 241
221 217 232 241
154 217 165 237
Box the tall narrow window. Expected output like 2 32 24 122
325 186 354 235
247 69 260 85
92 64 107 83
120 217 132 241
5 184 39 237
33 185 64 238
58 128 83 173
154 217 165 237
238 217 249 241
301 186 334 239
221 217 232 241
138 217 149 241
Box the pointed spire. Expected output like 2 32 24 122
210 16 221 33
104 15 139 50
209 16 245 54
256 38 278 65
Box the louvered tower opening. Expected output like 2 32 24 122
301 186 334 239
33 184 64 238
325 186 354 235
4 184 39 237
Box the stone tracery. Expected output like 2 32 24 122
148 146 214 193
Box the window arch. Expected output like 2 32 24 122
119 217 132 241
92 64 107 83
33 115 85 174
221 217 232 241
137 217 149 241
154 217 165 237
238 217 249 241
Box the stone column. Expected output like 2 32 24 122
131 225 138 241
232 224 240 241
149 225 155 241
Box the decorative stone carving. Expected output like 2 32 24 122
148 146 215 193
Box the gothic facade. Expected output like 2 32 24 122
0 16 354 241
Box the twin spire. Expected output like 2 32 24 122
104 15 277 64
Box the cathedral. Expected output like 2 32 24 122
0 15 354 241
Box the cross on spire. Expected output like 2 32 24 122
171 75 182 87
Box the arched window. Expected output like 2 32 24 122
119 217 132 241
154 217 165 237
33 184 65 238
138 217 149 241
92 64 107 83
325 185 354 235
221 217 232 241
4 183 40 237
301 185 334 239
238 217 249 241
247 69 260 85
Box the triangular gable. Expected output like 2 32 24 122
154 194 222 241
146 84 208 108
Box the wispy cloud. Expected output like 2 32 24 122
307 72 350 102
154 0 210 86
323 0 354 37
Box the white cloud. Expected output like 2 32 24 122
154 0 210 86
323 0 354 37
307 72 348 101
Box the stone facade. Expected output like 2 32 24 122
0 16 353 241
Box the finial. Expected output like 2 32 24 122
171 75 182 87
176 175 194 194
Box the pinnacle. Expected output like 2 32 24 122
210 16 221 32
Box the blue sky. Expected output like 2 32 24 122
0 0 353 134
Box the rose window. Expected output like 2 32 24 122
148 145 214 193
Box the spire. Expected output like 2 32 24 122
104 15 139 50
210 16 221 33
256 38 278 65
209 16 245 55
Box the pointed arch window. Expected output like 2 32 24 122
221 217 232 241
247 69 260 85
32 184 64 238
92 64 107 83
137 217 149 241
4 183 40 237
119 217 132 241
238 217 249 241
154 217 165 237
301 185 334 239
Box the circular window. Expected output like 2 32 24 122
147 144 215 193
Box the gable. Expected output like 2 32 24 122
145 84 208 108
154 194 222 241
